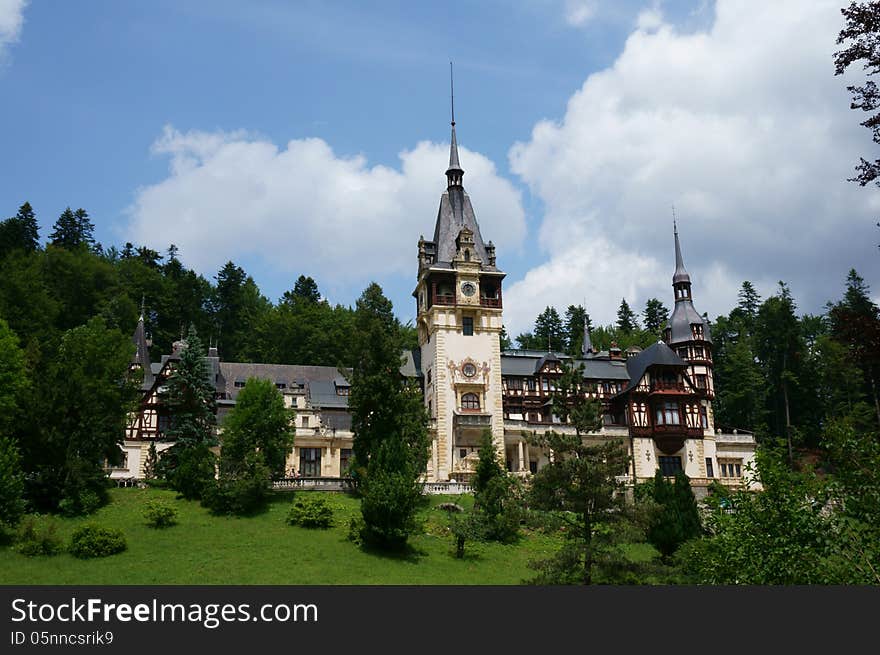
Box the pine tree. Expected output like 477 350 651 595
646 469 702 558
534 306 565 351
349 283 429 549
563 305 590 356
0 202 39 256
143 442 158 481
642 298 669 335
160 326 217 499
49 207 94 249
616 298 639 333
289 275 321 303
473 429 504 495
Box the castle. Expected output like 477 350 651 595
117 116 758 496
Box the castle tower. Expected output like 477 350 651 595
413 111 505 482
663 222 715 431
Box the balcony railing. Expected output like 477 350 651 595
433 294 455 306
480 297 501 308
651 381 687 393
453 413 492 428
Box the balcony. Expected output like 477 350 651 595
480 297 502 308
453 412 492 429
650 381 688 394
434 294 455 306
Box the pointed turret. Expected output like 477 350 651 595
131 311 155 390
664 221 711 345
673 219 691 285
582 316 594 357
446 122 464 187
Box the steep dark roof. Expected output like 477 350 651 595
666 302 713 344
131 317 154 390
308 379 349 409
429 187 495 269
619 342 687 394
219 363 345 401
500 352 631 382
400 348 422 378
673 223 691 285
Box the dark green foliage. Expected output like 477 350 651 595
646 470 702 557
14 517 63 557
160 327 217 499
162 444 217 501
359 464 422 549
516 306 565 351
527 432 630 584
286 496 334 528
290 275 321 303
25 317 138 514
68 524 127 559
616 298 639 333
835 0 880 189
142 442 159 481
162 327 216 448
473 429 504 495
349 283 429 549
470 430 523 542
499 326 512 351
642 298 669 335
219 377 294 480
0 437 25 530
563 304 590 356
449 509 485 558
143 500 177 528
211 261 271 362
0 317 29 440
49 207 95 250
0 202 39 257
202 451 271 515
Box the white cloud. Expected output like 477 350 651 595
126 126 526 287
564 0 595 27
0 0 27 62
505 0 880 335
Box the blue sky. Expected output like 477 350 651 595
1 1 878 336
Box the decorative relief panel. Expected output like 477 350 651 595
447 357 491 390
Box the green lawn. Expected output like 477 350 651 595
0 488 553 584
0 488 665 584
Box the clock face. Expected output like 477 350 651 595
462 362 477 377
461 282 476 297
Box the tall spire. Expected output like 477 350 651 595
582 315 593 357
672 208 690 285
446 62 464 188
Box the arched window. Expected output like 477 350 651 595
461 393 480 411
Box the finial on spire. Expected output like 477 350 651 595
450 61 455 127
139 295 145 322
672 209 690 285
582 311 593 356
446 62 464 187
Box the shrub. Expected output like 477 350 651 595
143 500 177 528
286 496 334 528
58 488 105 517
68 525 127 559
202 453 272 516
14 517 63 557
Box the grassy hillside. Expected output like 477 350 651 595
0 488 573 584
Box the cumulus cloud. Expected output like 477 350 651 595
0 0 27 62
126 126 526 287
506 0 880 334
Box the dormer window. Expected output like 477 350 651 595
275 382 287 390
693 324 703 339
